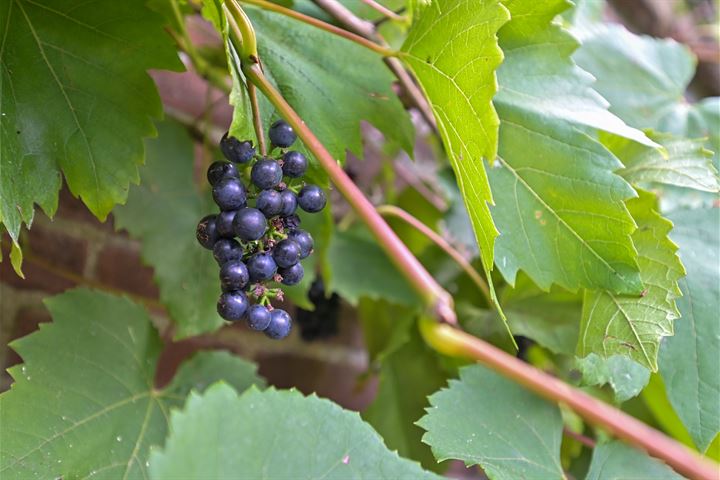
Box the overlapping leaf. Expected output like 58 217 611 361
399 0 509 272
586 441 683 480
569 11 720 167
490 0 654 295
0 0 181 243
605 131 719 192
418 364 564 480
0 288 263 480
362 319 447 471
578 191 685 370
659 208 720 452
149 384 441 479
577 353 650 403
113 121 222 338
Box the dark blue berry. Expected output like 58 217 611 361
215 210 237 238
217 291 249 321
245 304 271 331
233 208 267 241
247 252 277 281
287 229 313 259
268 120 296 148
220 133 255 164
282 151 307 178
213 177 247 211
298 185 326 213
213 238 243 265
256 190 283 218
279 263 304 286
220 261 250 292
196 215 219 250
273 239 301 268
279 190 298 217
265 309 292 339
283 214 301 230
251 159 283 190
207 161 239 186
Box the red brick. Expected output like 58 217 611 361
26 224 88 275
57 187 116 232
95 245 159 298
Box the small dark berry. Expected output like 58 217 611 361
251 159 283 190
213 177 247 211
279 190 298 217
207 161 239 186
282 151 307 178
247 252 277 281
215 210 237 238
256 190 283 218
233 208 267 241
196 215 219 250
213 238 243 265
298 185 326 213
246 304 272 331
273 239 301 268
217 291 249 321
287 229 313 259
220 261 250 292
268 120 296 148
279 262 304 286
220 133 255 164
265 308 292 339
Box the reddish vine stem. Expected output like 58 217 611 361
420 321 718 480
239 0 395 56
377 205 492 305
247 82 267 155
243 63 456 325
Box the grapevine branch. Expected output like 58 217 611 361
227 4 718 479
247 82 267 155
419 321 718 480
377 205 492 305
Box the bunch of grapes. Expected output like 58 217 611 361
195 120 326 340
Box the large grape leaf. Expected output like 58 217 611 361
0 0 181 244
490 0 655 296
577 191 685 371
417 364 564 480
659 208 720 452
227 5 414 162
0 288 263 480
569 13 720 167
113 121 222 339
585 441 683 480
604 130 719 193
362 318 448 471
398 0 509 272
148 383 442 479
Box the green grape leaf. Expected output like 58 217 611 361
659 207 720 452
642 374 697 452
0 0 182 242
327 227 420 306
0 288 263 480
491 0 655 296
418 364 564 480
113 121 222 339
576 353 650 403
149 383 442 479
569 18 720 167
237 6 414 163
578 191 685 371
605 130 719 193
399 0 509 272
586 441 683 480
363 322 448 471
